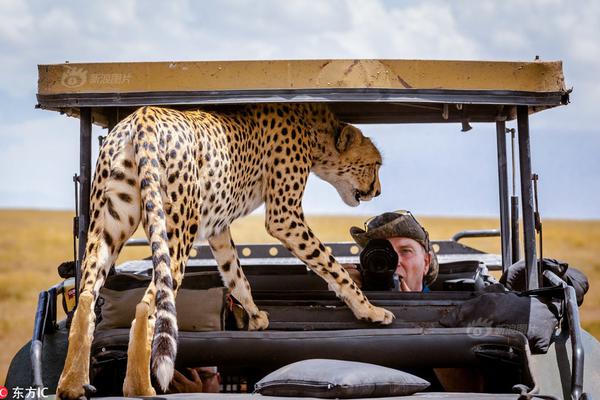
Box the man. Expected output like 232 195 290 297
349 210 438 292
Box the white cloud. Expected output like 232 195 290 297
0 0 34 45
327 1 479 59
491 30 529 52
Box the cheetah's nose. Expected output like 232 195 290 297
375 189 381 197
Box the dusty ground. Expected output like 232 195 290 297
0 209 598 383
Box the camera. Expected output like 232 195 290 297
359 239 398 290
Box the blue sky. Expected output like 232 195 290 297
0 0 598 219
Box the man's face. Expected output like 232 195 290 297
387 237 431 291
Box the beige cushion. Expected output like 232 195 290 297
97 285 227 332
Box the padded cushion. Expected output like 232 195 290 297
500 258 589 305
439 292 558 353
96 275 227 332
254 358 430 398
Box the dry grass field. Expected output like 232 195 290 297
1 209 598 384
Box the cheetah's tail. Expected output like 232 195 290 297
131 108 178 392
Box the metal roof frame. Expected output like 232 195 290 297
35 58 571 300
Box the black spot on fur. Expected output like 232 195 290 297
104 232 113 248
118 193 132 203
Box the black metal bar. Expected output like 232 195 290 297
543 270 585 400
45 287 57 334
36 88 567 109
76 108 93 303
565 284 585 400
542 270 564 288
72 174 79 264
516 106 539 289
451 229 500 242
107 107 118 132
496 121 511 271
31 291 48 390
509 127 520 264
511 196 520 263
32 291 47 348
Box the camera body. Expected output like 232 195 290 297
359 239 398 290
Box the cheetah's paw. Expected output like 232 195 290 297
248 310 269 330
56 383 96 400
366 305 395 325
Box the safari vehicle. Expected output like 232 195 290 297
5 59 599 399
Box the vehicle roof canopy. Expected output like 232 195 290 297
37 59 568 127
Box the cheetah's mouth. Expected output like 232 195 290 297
354 189 368 202
337 186 362 207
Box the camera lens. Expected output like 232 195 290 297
359 239 398 290
363 250 395 272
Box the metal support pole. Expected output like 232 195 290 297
107 107 119 132
509 128 520 263
511 196 520 262
76 108 92 303
544 270 585 400
495 121 511 271
516 106 539 290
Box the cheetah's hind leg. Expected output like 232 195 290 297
57 138 141 399
122 284 157 397
57 197 140 398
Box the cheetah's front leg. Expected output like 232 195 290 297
208 227 269 330
266 209 394 324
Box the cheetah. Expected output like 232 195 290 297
56 103 394 399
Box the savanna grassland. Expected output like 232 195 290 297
0 209 598 383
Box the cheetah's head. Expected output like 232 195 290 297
313 124 382 207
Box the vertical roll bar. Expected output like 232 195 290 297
516 106 539 290
510 129 521 263
496 120 511 271
76 108 92 303
107 107 119 132
511 198 520 262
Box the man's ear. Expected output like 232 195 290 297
423 251 432 275
336 125 361 153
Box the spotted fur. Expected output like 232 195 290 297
56 103 394 399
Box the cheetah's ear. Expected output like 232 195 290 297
336 125 362 153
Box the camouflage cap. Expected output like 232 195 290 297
350 211 439 286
